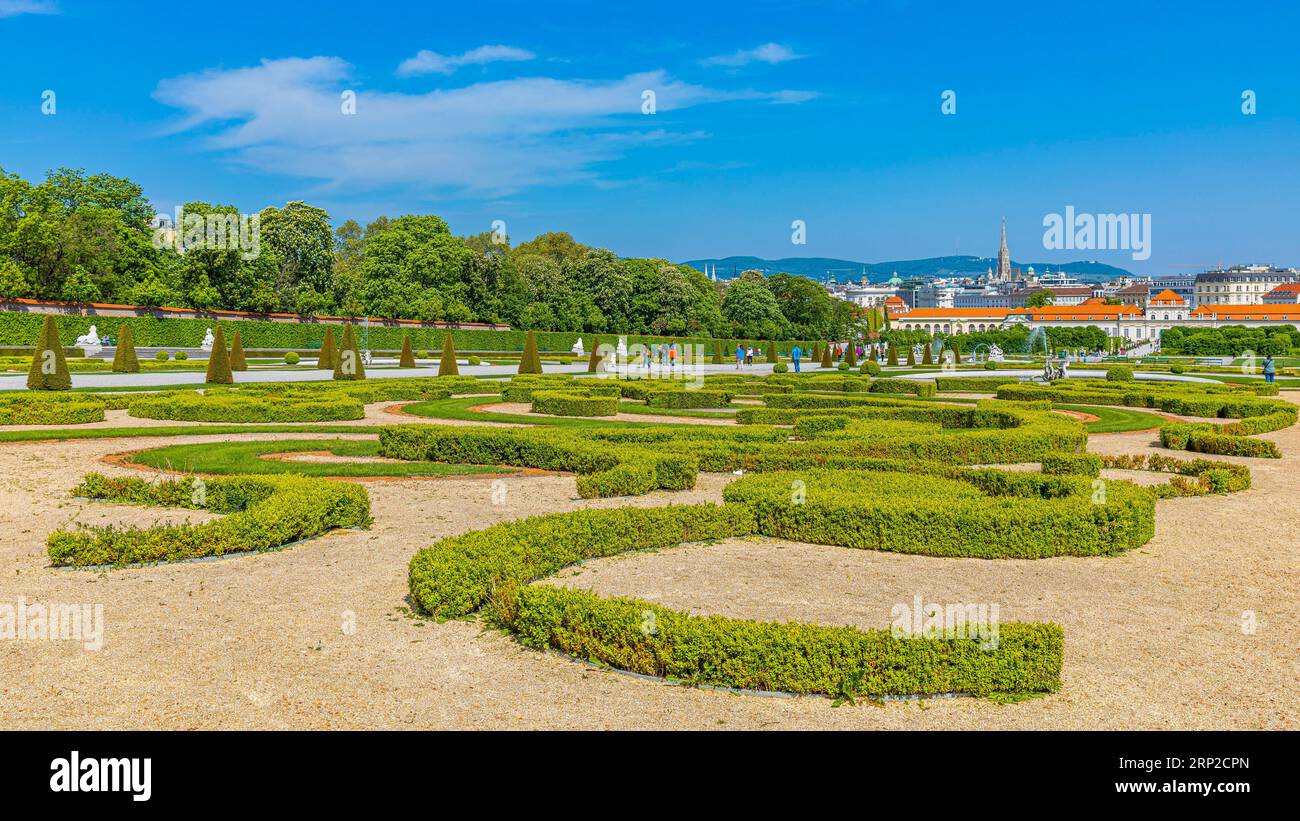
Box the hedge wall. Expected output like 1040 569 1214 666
0 310 813 355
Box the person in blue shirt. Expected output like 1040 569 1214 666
791 344 802 373
735 343 745 370
1263 355 1275 383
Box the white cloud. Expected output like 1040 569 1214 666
153 56 814 196
701 43 803 68
0 0 57 17
397 44 535 77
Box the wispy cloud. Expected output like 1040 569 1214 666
396 44 535 77
701 42 803 68
0 0 57 17
153 56 814 196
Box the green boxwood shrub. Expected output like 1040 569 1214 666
174 350 188 360
0 393 106 425
531 390 619 417
773 362 789 373
49 472 370 567
1040 452 1103 477
284 352 300 364
1106 366 1134 382
129 392 365 423
646 389 733 409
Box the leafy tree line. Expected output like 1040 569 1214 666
0 167 860 341
1160 325 1297 356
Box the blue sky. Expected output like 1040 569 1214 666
2 0 1299 274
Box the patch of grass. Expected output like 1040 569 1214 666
1054 403 1169 433
128 439 512 478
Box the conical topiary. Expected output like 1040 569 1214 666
205 326 233 384
811 342 821 363
229 329 248 371
820 343 832 368
888 344 899 367
588 337 602 372
438 333 459 377
518 330 542 374
766 343 779 364
399 335 416 368
906 345 916 367
845 342 858 368
333 323 366 380
922 344 933 365
870 345 879 363
711 340 723 365
27 315 71 390
111 324 139 373
318 327 337 369
953 343 962 364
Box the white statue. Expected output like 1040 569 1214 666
988 343 1005 363
75 324 102 355
571 337 585 356
201 328 215 351
616 336 627 364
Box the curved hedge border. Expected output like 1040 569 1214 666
408 499 1065 699
721 469 1155 559
48 472 371 567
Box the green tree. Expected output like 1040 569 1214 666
721 279 789 339
317 327 337 369
333 324 366 380
205 325 233 385
1025 289 1056 308
26 315 71 390
437 333 459 376
229 329 248 371
111 324 139 373
518 329 542 374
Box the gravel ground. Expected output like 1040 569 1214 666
0 399 1295 729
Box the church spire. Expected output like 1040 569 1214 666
996 217 1012 282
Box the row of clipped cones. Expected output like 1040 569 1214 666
23 318 553 390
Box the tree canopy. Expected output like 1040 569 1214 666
0 166 859 340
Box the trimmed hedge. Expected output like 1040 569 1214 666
645 389 733 409
1160 423 1281 458
0 393 107 425
408 500 1064 698
531 390 619 417
868 378 936 398
128 392 365 423
935 376 1020 392
48 472 371 567
722 469 1155 559
1040 452 1103 477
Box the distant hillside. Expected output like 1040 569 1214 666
682 255 1134 282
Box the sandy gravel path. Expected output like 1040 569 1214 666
0 400 1294 729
